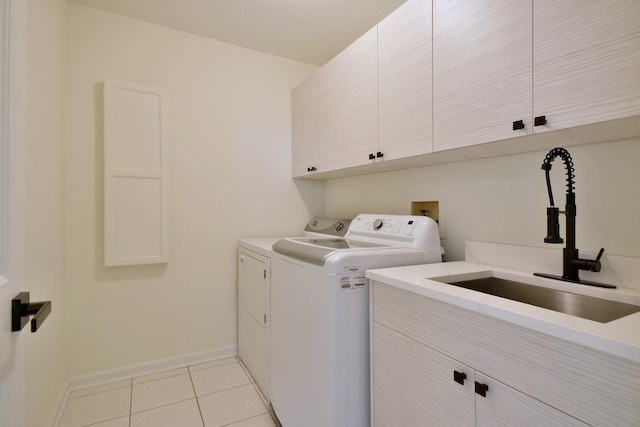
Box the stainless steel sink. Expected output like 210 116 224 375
447 276 640 323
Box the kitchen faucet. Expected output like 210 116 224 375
534 147 615 288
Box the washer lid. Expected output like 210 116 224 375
273 238 387 266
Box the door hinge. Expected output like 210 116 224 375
264 270 266 279
264 313 267 324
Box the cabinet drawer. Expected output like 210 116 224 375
372 281 640 426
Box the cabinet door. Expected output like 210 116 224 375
533 0 640 133
292 78 316 177
433 0 532 151
312 54 342 173
475 372 587 427
372 322 475 426
339 27 379 170
378 0 433 160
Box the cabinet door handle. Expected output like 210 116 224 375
369 153 375 160
307 166 317 172
534 115 547 126
475 381 488 397
512 120 525 130
376 152 384 158
453 370 467 385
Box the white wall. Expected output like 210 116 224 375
64 5 323 377
325 139 640 262
24 0 68 426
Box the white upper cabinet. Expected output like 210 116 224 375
292 29 377 177
433 0 533 152
291 77 316 177
533 0 640 133
292 0 640 179
378 0 433 160
292 0 434 177
311 54 342 173
338 26 379 170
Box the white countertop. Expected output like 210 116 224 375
366 260 640 363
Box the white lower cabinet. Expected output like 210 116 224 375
372 322 475 426
370 281 640 427
373 323 586 427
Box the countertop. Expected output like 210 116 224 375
366 260 640 363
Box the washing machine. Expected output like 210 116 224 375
237 217 351 402
270 214 442 427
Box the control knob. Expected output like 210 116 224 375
373 219 384 230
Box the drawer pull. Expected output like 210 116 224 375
369 153 375 160
512 120 525 130
453 370 467 385
475 381 488 397
534 115 547 126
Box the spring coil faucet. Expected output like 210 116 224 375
534 147 615 288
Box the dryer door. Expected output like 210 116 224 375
238 250 267 327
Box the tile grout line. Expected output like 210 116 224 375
189 357 239 374
128 378 133 427
237 356 278 426
235 357 256 384
187 365 207 427
130 397 199 417
219 412 271 427
132 368 191 385
194 382 256 400
67 383 131 400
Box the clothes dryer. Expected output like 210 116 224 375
237 217 350 401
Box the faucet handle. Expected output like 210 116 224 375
585 248 604 273
572 248 605 273
589 248 605 273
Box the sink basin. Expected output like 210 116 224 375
442 276 640 323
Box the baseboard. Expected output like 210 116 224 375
50 345 237 427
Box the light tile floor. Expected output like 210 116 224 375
58 357 279 427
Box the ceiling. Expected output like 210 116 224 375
67 0 406 66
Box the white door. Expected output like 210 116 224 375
0 0 26 426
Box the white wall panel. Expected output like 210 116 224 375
104 79 169 266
